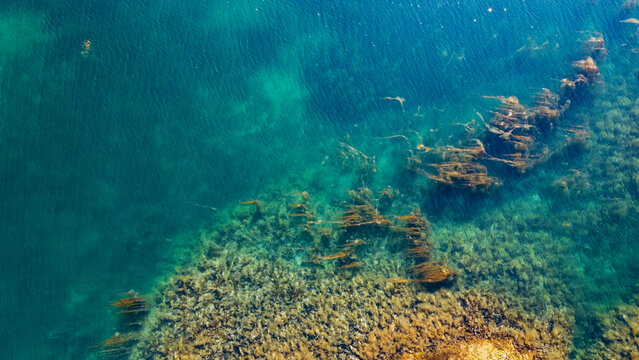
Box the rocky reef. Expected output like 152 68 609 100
585 297 639 359
95 25 639 359
123 191 574 359
132 247 571 359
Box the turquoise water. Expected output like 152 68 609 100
1 0 638 358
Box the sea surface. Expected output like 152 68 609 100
1 0 638 358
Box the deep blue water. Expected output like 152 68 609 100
1 0 638 358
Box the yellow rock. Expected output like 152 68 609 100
434 339 533 360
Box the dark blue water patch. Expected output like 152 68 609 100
301 0 601 126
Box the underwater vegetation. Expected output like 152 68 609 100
101 187 574 359
586 296 639 359
416 139 499 191
92 291 149 358
132 244 571 359
91 22 639 358
407 34 606 192
4 0 639 358
83 1 639 358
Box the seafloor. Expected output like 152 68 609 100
90 10 639 360
129 196 574 360
94 36 639 359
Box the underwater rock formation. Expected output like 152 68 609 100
586 298 639 359
132 249 571 359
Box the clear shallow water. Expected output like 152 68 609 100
0 1 638 358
